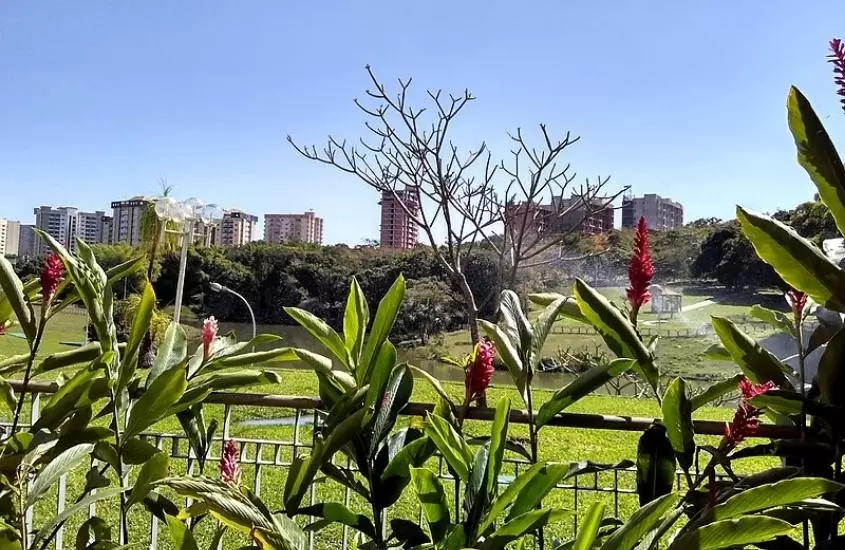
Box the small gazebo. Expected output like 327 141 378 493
649 284 682 317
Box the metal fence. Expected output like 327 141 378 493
7 382 801 550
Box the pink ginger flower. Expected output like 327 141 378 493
40 253 65 306
785 289 808 320
202 316 218 361
219 439 241 485
724 377 776 450
828 39 845 114
464 339 495 404
626 217 654 320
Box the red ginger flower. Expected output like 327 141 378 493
626 217 654 316
219 439 240 484
40 253 65 306
465 339 495 404
785 288 808 320
202 316 218 361
724 377 775 449
829 39 845 114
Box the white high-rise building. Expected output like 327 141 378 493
264 211 323 245
17 225 36 258
215 210 258 247
110 197 150 246
33 206 80 255
0 219 21 257
78 211 112 245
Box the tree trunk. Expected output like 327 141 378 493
453 271 480 344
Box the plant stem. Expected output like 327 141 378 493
11 317 47 435
795 318 810 549
525 386 544 550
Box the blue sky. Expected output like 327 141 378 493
2 1 845 245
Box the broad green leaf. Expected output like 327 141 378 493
481 462 568 532
0 256 35 342
128 452 170 508
389 519 430 548
711 316 788 387
366 340 398 407
408 364 456 408
528 293 588 323
749 305 795 337
122 282 155 373
410 467 451 543
602 492 679 550
360 274 405 383
51 255 145 316
479 319 526 401
425 413 473 481
0 353 28 376
691 374 743 411
500 289 533 354
0 377 15 414
298 503 376 538
147 323 188 386
736 206 845 312
574 503 606 550
26 443 94 509
787 86 845 235
75 516 113 548
284 306 351 369
818 326 845 407
636 424 675 506
35 342 103 374
661 378 695 472
381 434 434 484
31 487 129 547
530 296 577 372
165 515 199 550
484 397 511 503
748 390 804 416
480 509 571 550
668 516 794 550
122 437 162 465
574 279 658 390
343 277 369 366
702 343 733 362
33 367 102 431
443 524 467 550
710 477 842 521
176 370 282 410
205 347 297 369
369 363 413 457
126 364 187 439
464 441 490 539
321 463 370 500
537 359 637 427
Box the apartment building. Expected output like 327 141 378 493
264 211 323 244
0 219 21 257
110 197 150 246
215 210 258 247
621 193 683 230
33 206 81 255
379 187 419 249
78 211 112 245
17 225 36 258
504 194 615 237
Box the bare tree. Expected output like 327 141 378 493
288 66 621 343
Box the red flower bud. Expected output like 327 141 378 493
724 377 775 450
219 439 241 485
626 217 654 318
785 289 808 320
40 253 65 306
202 316 218 361
465 339 495 404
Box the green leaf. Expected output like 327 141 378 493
602 492 679 550
480 509 571 550
464 441 490 539
147 323 188 386
298 503 376 538
573 503 605 550
748 390 804 416
126 363 187 439
165 515 199 550
500 289 533 354
691 374 743 411
35 342 104 374
369 363 413 457
702 343 733 362
636 424 675 506
408 365 456 409
528 293 588 323
0 256 35 342
661 378 695 472
205 347 297 369
34 367 106 432
26 443 94 509
381 435 434 484
122 437 162 465
75 516 113 549
128 452 170 508
482 462 568 532
176 370 282 409
0 377 15 414
343 277 369 367
668 516 794 550
479 319 526 401
749 305 795 337
425 413 473 482
484 397 511 504
284 306 351 369
818 327 845 407
537 359 637 427
359 274 405 383
736 206 845 312
366 340 398 407
122 282 155 372
710 477 842 521
711 316 788 386
788 86 845 235
574 279 657 390
31 487 129 548
410 467 451 543
530 296 578 373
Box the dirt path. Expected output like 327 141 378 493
681 299 715 313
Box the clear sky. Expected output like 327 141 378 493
3 1 845 244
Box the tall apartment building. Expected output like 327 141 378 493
621 193 683 230
379 187 419 249
111 197 150 246
215 210 258 247
33 206 81 255
78 211 112 245
504 194 615 237
264 211 323 244
17 225 36 258
0 219 21 257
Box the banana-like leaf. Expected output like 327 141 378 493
284 306 351 369
636 424 675 506
711 316 788 387
369 364 413 457
31 487 129 548
479 319 526 401
147 323 188 386
0 256 35 341
602 492 679 550
343 277 369 367
479 509 571 550
668 516 794 550
359 274 405 384
165 514 199 550
410 467 451 543
530 296 578 373
661 378 695 472
126 364 187 439
528 293 588 323
128 452 170 508
298 503 376 538
573 502 606 550
26 443 94 509
425 413 474 482
691 374 743 411
818 327 845 407
749 305 796 337
710 477 842 521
